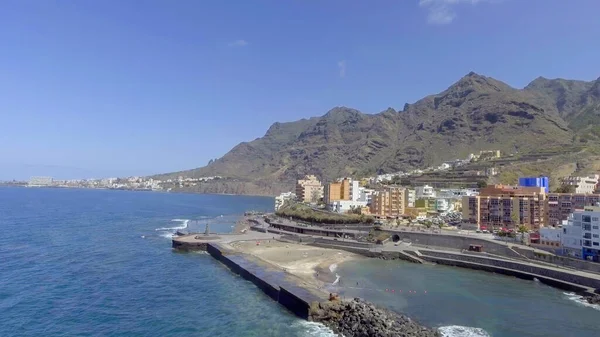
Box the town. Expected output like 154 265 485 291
6 175 224 191
277 170 600 263
9 149 600 263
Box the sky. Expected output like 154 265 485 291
1 0 600 180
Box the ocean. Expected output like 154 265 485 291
0 187 334 337
1 187 598 337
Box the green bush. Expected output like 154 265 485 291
276 203 374 224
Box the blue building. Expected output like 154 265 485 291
518 176 549 193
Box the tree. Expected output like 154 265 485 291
517 225 529 244
477 180 488 188
424 221 433 231
511 211 520 227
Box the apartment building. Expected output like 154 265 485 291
369 187 408 218
560 175 600 194
295 175 323 203
561 205 600 261
324 178 351 204
547 193 600 226
462 185 547 231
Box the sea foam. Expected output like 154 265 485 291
155 219 190 238
563 292 600 311
438 325 491 337
292 321 337 337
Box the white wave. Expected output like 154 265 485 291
155 219 190 239
292 321 338 337
563 292 600 311
332 274 341 286
158 231 176 239
155 219 189 231
329 263 338 273
439 325 491 337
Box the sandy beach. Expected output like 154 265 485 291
229 240 361 289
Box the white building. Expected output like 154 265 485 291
350 180 360 201
329 200 368 214
539 227 562 247
561 175 599 194
437 163 451 171
435 199 450 212
275 192 296 211
356 187 375 204
437 188 479 199
415 185 436 199
407 189 416 208
561 205 600 261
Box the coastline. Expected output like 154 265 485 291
205 240 440 336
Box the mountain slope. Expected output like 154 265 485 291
156 72 599 195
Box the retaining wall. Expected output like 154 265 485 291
312 238 374 249
418 250 600 290
389 231 523 259
205 243 323 320
513 247 600 274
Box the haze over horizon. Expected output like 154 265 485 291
2 0 600 180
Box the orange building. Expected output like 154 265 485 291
325 178 351 204
462 185 547 231
369 187 408 218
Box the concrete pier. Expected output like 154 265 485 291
173 236 325 320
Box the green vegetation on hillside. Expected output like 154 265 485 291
276 203 374 224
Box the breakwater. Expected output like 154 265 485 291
204 242 324 319
173 237 440 336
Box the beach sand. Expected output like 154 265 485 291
229 240 361 290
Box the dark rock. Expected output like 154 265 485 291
585 294 600 305
309 298 440 337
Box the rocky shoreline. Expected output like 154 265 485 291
310 297 440 337
585 294 600 305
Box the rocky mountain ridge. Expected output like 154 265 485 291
155 72 600 195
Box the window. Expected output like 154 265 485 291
594 242 600 246
593 234 599 238
594 226 599 230
584 240 592 247
584 233 592 239
583 224 592 231
582 215 591 223
593 217 599 222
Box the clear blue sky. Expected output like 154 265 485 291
1 0 599 180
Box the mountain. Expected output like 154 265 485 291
525 76 600 137
155 72 600 195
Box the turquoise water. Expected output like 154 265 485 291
0 187 334 337
334 259 600 337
